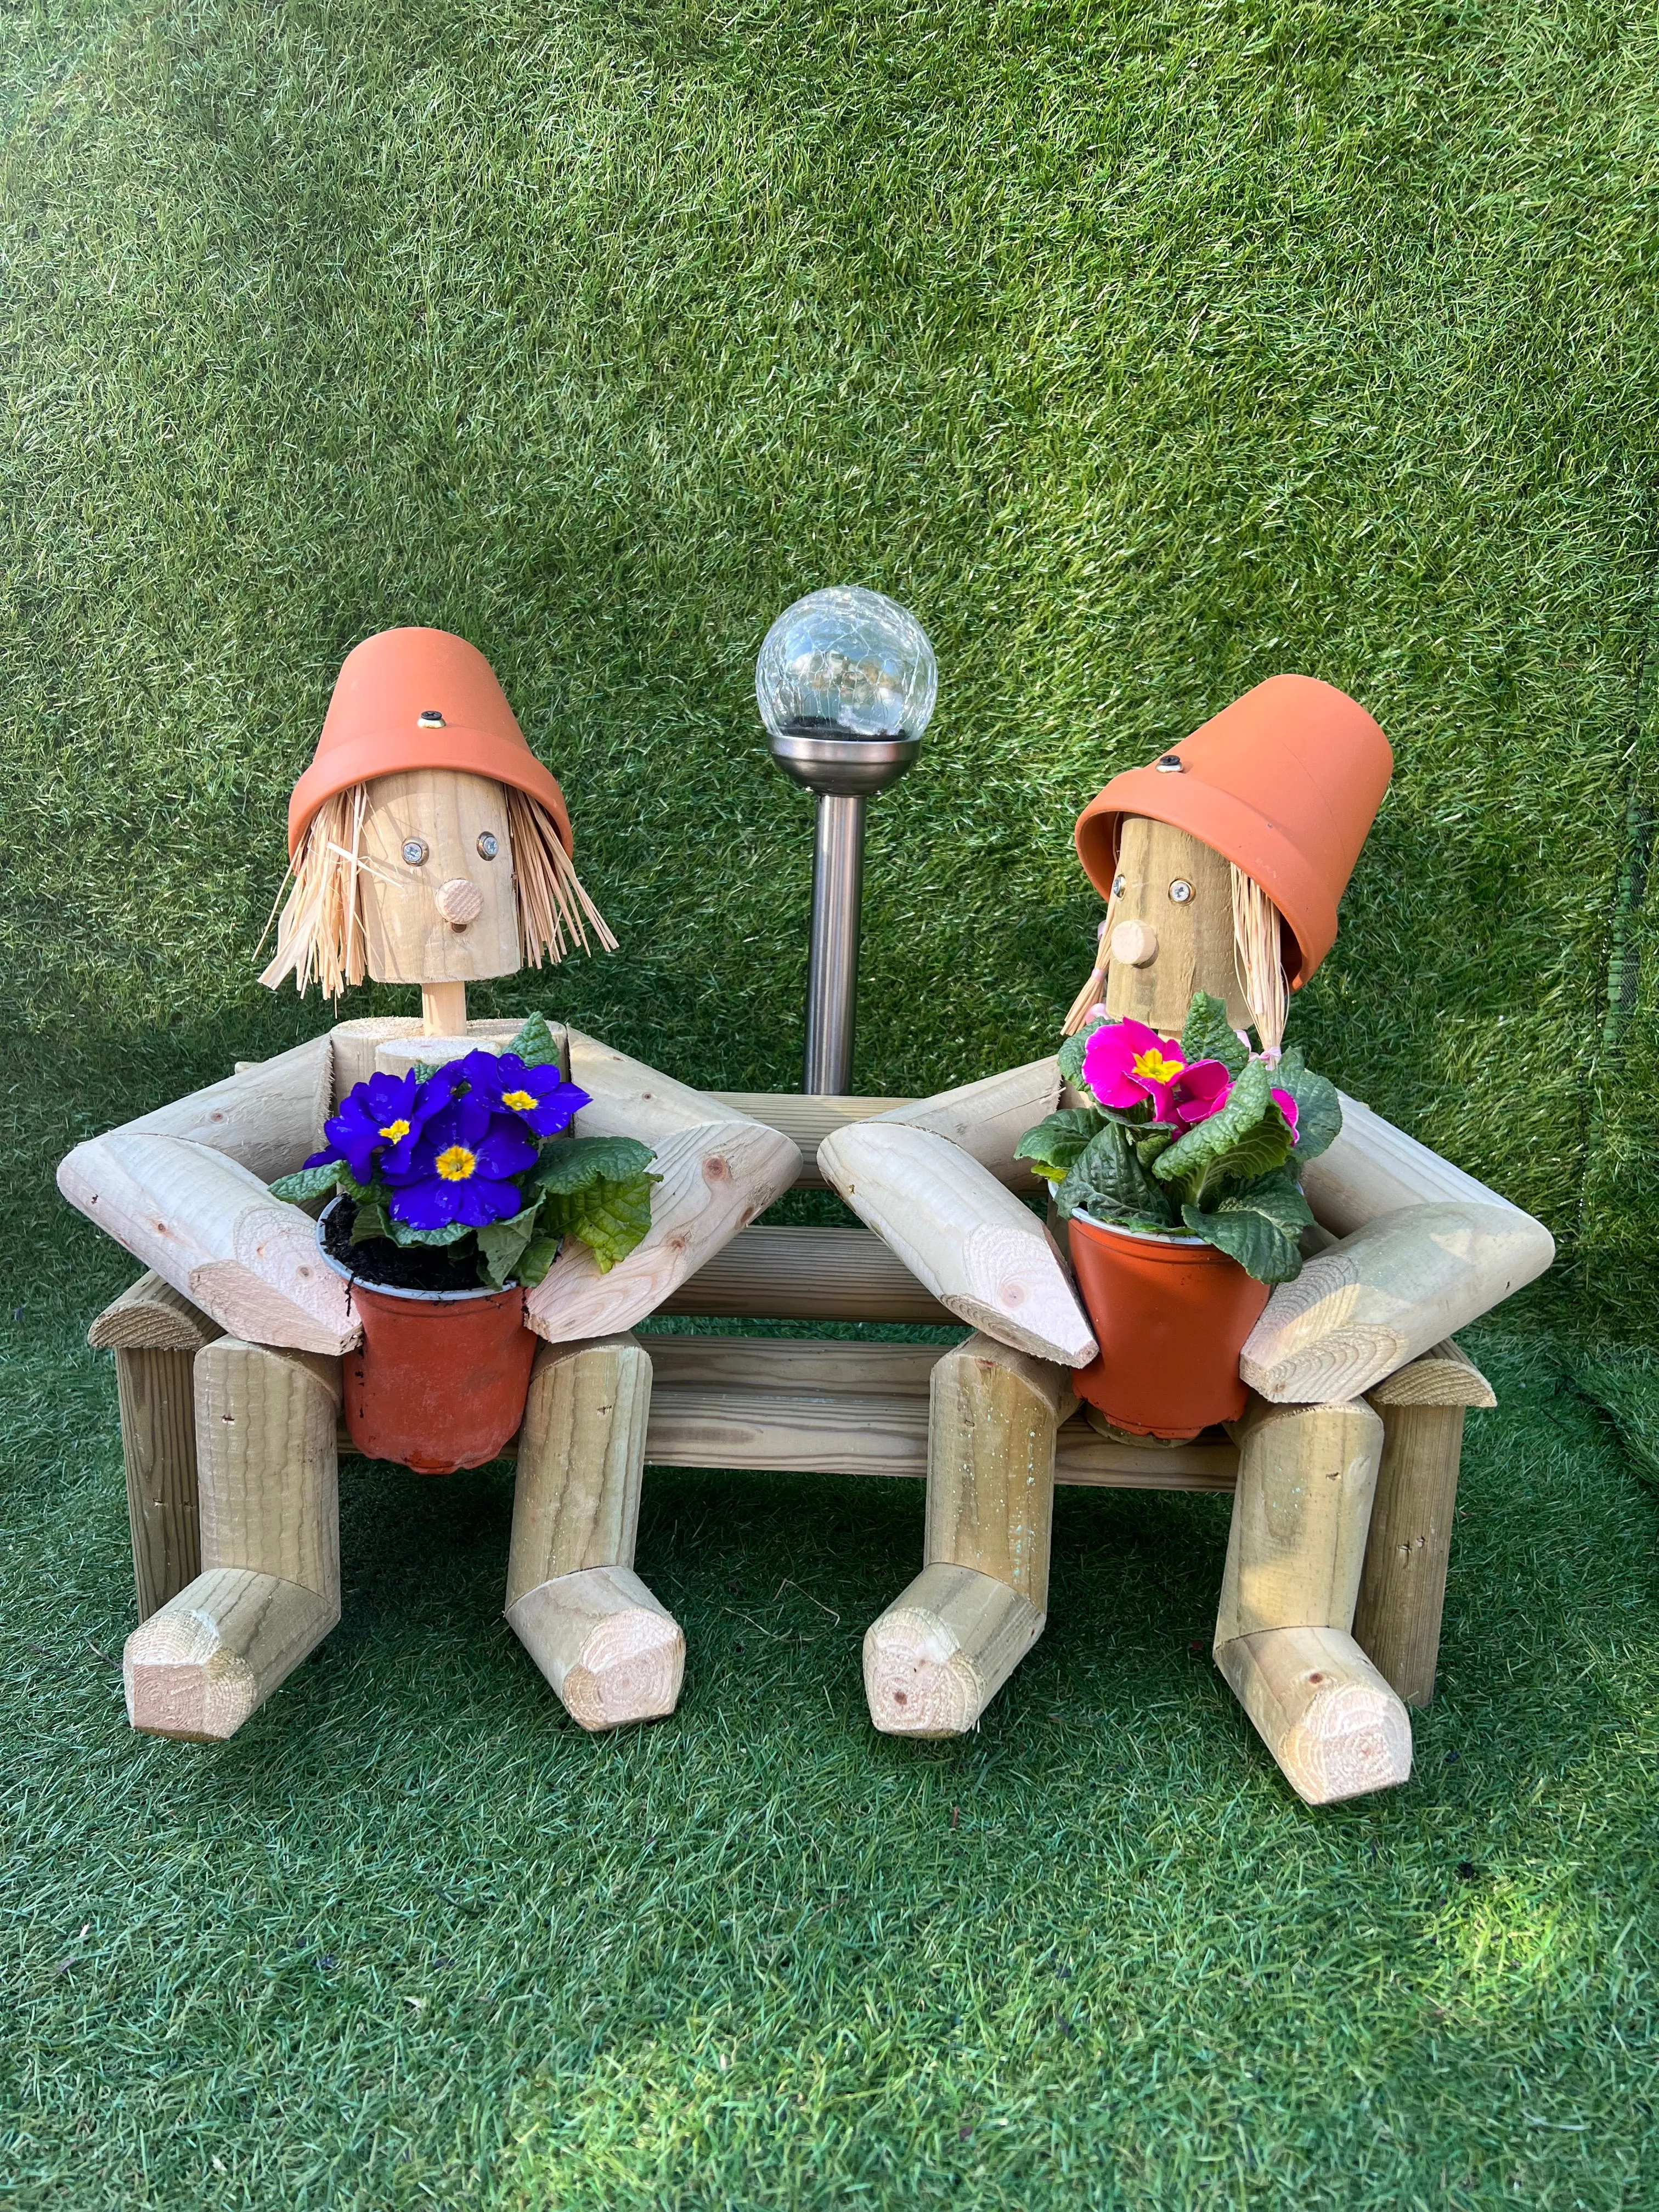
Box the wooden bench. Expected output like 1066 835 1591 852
89 1087 1493 1714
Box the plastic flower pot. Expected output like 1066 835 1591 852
1066 1211 1273 1442
317 1202 538 1474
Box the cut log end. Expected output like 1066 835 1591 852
1216 1627 1413 1805
123 1573 336 1742
507 1566 686 1730
862 1566 1044 1738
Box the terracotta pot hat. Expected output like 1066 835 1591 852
287 627 573 859
1073 673 1391 988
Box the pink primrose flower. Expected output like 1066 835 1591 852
1271 1087 1300 1143
1082 1018 1190 1120
1169 1059 1233 1125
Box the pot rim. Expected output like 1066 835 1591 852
1070 1207 1210 1249
315 1195 522 1303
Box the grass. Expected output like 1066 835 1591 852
3 0 1659 2203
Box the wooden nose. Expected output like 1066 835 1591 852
1110 919 1158 967
435 877 484 926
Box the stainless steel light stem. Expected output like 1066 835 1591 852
803 793 865 1095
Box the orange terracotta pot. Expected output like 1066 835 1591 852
289 626 573 859
318 1218 539 1472
1067 1212 1272 1442
1073 673 1392 988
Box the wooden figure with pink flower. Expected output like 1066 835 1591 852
816 676 1554 1804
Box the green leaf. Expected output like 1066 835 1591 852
538 1170 659 1272
1272 1047 1343 1163
1180 991 1249 1076
507 1011 568 1071
1199 1111 1295 1189
1014 1107 1103 1185
386 1217 472 1248
531 1135 657 1194
350 1201 391 1245
1133 1126 1176 1170
268 1161 343 1203
1153 1055 1272 1197
476 1200 543 1289
1056 1120 1176 1228
1180 1169 1313 1283
515 1233 563 1288
1056 1026 1092 1092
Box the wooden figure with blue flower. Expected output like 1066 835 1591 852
60 629 802 1742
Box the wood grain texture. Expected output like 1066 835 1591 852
925 1334 1071 1607
862 1564 1045 1737
524 1119 802 1344
506 1564 685 1730
1352 1403 1467 1707
358 768 519 984
89 1271 222 1353
710 1091 913 1189
1366 1338 1496 1408
506 1335 653 1604
84 1034 332 1186
1103 818 1251 1034
817 1122 1096 1365
122 1340 342 1741
329 1015 424 1104
421 981 469 1036
59 1132 360 1354
660 1226 956 1323
115 1347 202 1621
641 1336 943 1396
864 1058 1060 1184
1240 1201 1554 1404
1215 1397 1385 1646
1304 1092 1550 1238
1214 1626 1413 1805
566 1029 785 1146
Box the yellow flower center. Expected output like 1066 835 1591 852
435 1144 477 1182
378 1118 411 1143
500 1089 538 1112
1130 1048 1184 1085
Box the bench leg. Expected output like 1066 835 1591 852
115 1345 202 1622
123 1342 341 1742
505 1335 684 1730
1214 1397 1412 1804
1352 1403 1465 1707
864 1335 1066 1736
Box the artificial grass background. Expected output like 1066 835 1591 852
4 0 1659 2205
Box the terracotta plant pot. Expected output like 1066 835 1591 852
1073 673 1393 989
1066 1211 1273 1442
288 625 573 860
318 1208 538 1474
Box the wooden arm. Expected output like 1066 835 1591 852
816 1122 1097 1367
864 1057 1059 1182
1304 1092 1538 1236
93 1034 334 1185
58 1132 358 1355
1240 1201 1553 1404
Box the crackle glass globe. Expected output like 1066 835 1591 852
755 587 938 742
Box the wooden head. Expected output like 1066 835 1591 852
357 769 518 985
1101 816 1252 1036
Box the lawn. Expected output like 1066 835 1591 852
3 1 1658 2205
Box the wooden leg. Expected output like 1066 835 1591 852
1214 1397 1412 1805
115 1346 202 1621
1352 1403 1466 1707
864 1334 1068 1737
123 1341 341 1742
505 1335 684 1730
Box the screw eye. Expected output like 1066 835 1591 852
1169 878 1194 904
476 832 499 861
1112 873 1127 899
401 838 428 866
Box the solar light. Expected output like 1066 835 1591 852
757 586 937 1093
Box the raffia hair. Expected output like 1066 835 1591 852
1229 864 1286 1058
258 782 616 998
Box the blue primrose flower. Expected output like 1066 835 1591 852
455 1050 591 1139
384 1094 539 1231
306 1066 450 1186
